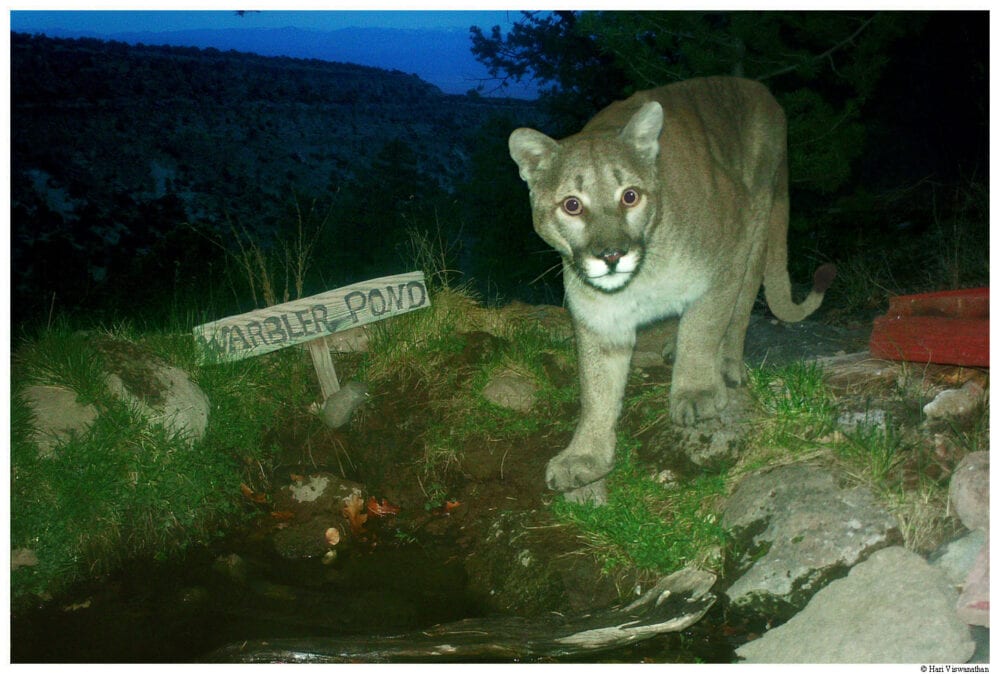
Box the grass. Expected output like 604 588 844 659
10 323 311 601
357 279 578 496
12 219 986 606
744 360 837 460
823 179 988 318
552 439 728 576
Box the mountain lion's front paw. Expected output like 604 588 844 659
670 387 727 426
545 445 614 491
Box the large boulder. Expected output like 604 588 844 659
736 546 975 663
22 338 210 456
948 451 989 627
21 384 99 457
722 463 899 617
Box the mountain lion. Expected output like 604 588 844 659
509 76 835 499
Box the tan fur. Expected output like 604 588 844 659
509 77 834 494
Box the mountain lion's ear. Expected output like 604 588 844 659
509 128 559 185
621 101 663 163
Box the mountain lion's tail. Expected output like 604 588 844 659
764 261 837 323
761 159 836 323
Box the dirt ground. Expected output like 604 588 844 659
262 312 896 620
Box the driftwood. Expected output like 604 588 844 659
204 567 716 663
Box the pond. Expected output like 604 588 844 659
11 528 737 663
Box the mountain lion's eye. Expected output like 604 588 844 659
621 188 641 207
562 197 583 216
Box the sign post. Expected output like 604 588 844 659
194 271 431 400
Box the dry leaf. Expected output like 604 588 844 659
240 482 268 504
343 493 368 535
366 496 401 517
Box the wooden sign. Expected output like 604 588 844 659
193 271 430 399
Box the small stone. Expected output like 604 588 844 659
957 544 989 627
11 548 39 570
318 381 368 428
288 475 330 503
923 380 985 420
213 553 249 584
931 530 987 586
481 371 536 412
950 451 989 532
324 326 369 353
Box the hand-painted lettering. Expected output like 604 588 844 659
386 283 406 311
282 314 304 340
311 304 334 333
344 291 367 323
194 272 430 363
407 280 427 308
368 288 388 316
293 308 314 336
228 325 252 352
263 316 287 343
246 320 264 347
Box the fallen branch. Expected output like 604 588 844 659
204 567 717 663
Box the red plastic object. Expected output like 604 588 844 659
869 287 989 367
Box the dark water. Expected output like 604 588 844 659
11 535 486 663
12 532 737 663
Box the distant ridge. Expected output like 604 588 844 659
20 25 538 99
11 31 545 321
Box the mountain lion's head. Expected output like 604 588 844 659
509 101 664 293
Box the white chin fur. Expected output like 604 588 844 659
588 273 632 291
580 250 640 291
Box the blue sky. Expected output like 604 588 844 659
9 10 536 96
9 10 525 33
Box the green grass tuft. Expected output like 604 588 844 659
553 441 728 576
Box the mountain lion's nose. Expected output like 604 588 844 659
599 248 627 267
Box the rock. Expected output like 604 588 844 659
272 524 334 560
272 472 363 521
323 326 369 353
105 363 209 445
836 408 888 432
736 546 975 663
21 384 99 457
632 319 677 368
923 379 986 421
640 388 754 472
481 370 537 413
318 381 368 428
722 463 899 617
811 351 900 395
270 473 363 559
931 529 987 586
21 342 210 456
957 544 989 627
212 552 250 584
11 548 39 570
950 451 989 531
744 316 869 368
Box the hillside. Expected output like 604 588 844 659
11 33 544 326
